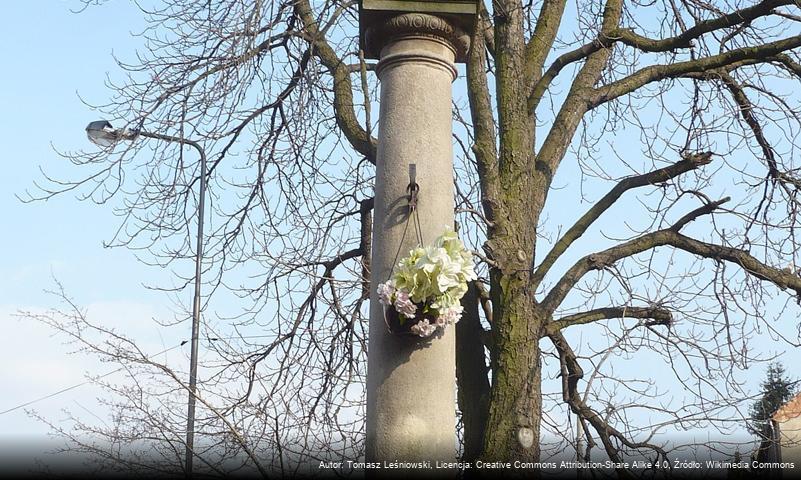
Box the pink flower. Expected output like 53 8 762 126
410 319 437 338
377 282 395 306
393 290 417 318
437 305 464 326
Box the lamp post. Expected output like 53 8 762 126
87 120 207 477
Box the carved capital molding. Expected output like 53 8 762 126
365 13 471 63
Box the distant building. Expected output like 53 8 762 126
772 392 801 464
747 393 801 480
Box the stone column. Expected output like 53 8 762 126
366 14 470 465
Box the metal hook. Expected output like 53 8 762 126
407 164 419 212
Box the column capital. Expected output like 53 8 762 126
365 13 471 63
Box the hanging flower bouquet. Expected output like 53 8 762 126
377 229 478 338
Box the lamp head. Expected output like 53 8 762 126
86 120 119 147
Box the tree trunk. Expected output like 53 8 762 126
481 1 543 461
482 274 542 463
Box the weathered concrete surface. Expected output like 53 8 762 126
366 14 468 467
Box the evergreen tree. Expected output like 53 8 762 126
749 363 796 438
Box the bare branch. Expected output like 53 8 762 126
532 152 713 288
540 198 801 313
590 35 801 108
549 330 667 478
294 0 377 163
529 0 797 111
544 306 673 335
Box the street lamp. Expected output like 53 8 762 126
86 120 207 477
86 120 133 147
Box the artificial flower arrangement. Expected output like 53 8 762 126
377 229 477 338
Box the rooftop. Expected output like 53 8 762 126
773 392 801 423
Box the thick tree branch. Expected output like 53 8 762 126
530 0 622 204
549 330 667 478
528 40 604 113
772 53 801 78
294 0 377 163
532 152 713 288
528 0 794 112
467 14 501 227
615 0 796 52
541 198 801 313
670 197 731 231
524 0 568 88
495 0 534 182
543 306 672 335
479 3 496 58
667 231 801 295
541 200 725 312
590 35 801 108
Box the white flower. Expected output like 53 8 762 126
386 228 476 329
459 251 478 282
436 228 463 254
430 283 467 310
432 250 463 292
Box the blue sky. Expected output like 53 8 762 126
0 1 183 441
0 0 800 468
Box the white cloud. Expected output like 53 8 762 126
0 300 182 438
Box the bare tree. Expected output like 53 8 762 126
22 0 801 476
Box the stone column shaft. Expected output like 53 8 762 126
366 13 469 465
